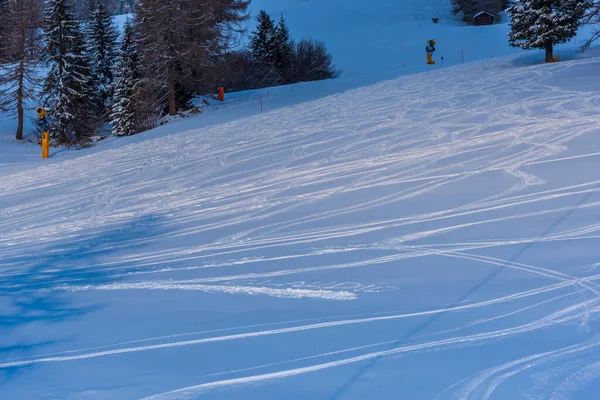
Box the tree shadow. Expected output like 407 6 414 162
0 213 169 379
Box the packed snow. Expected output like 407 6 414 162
2 1 600 399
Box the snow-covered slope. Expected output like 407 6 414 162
2 50 600 398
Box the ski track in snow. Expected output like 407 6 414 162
2 56 600 399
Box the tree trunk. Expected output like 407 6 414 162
168 78 176 116
15 61 24 141
16 102 23 141
545 42 554 62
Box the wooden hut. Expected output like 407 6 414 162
473 11 495 26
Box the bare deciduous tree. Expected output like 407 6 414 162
0 0 43 141
135 0 249 116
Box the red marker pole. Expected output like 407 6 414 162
260 95 263 113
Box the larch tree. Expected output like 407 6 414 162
0 0 44 141
0 0 9 59
135 0 250 116
508 0 591 62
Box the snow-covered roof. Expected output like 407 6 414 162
473 11 495 19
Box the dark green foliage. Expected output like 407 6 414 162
44 0 98 142
249 10 277 67
244 10 339 89
274 15 294 83
109 20 141 136
508 0 591 61
88 0 119 115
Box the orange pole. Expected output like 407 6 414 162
218 87 225 101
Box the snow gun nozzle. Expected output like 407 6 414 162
36 106 46 120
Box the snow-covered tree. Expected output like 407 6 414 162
508 0 592 62
0 0 43 140
110 20 141 136
43 0 98 142
87 0 118 115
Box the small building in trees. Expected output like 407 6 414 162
473 11 495 26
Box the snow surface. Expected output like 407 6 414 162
2 1 600 399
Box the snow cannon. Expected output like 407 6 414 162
36 106 49 159
36 106 47 121
426 40 436 65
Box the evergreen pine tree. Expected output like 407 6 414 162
508 0 591 62
110 20 141 137
44 0 98 142
273 14 294 83
249 10 278 72
87 0 119 115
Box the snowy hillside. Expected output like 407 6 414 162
248 0 587 81
0 0 590 147
2 46 600 399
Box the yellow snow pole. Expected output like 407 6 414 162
41 131 49 159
